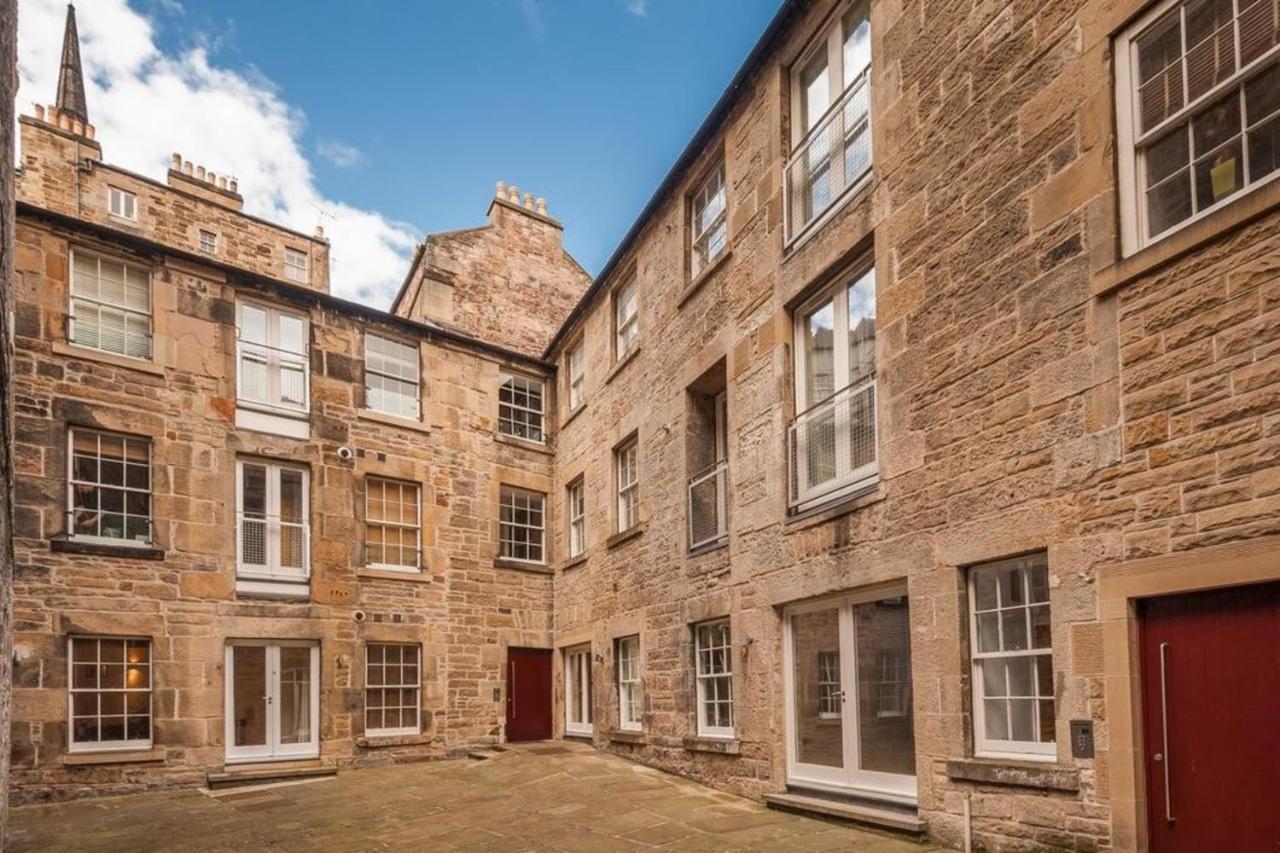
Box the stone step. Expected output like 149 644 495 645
206 762 336 790
764 791 926 835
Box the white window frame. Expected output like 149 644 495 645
108 186 137 221
567 477 585 559
613 278 638 360
616 635 642 732
564 645 593 736
67 636 152 753
364 332 421 420
499 485 546 565
365 477 421 572
66 428 152 547
690 160 728 278
1115 0 1280 256
284 248 309 283
615 438 639 533
199 230 218 254
968 553 1057 761
365 643 421 737
694 619 734 739
567 340 585 412
68 248 153 361
498 372 546 443
235 299 310 418
235 457 311 586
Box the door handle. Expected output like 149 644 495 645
509 662 516 715
1158 641 1174 823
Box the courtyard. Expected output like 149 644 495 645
7 742 937 852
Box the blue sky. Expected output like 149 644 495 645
18 0 780 304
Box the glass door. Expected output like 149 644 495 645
783 585 916 803
225 642 319 763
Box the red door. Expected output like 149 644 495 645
506 647 552 742
1139 582 1280 852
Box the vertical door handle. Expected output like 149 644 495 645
509 662 516 715
1158 641 1174 823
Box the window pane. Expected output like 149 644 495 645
803 298 835 403
1239 0 1280 64
1147 167 1194 236
842 2 871 85
1195 137 1244 208
1184 0 1236 100
801 50 829 132
1137 10 1185 132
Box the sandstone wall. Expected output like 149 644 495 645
546 0 1280 850
395 195 590 358
7 208 555 801
1 0 19 836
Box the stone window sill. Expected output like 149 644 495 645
678 248 732 309
357 568 433 584
494 558 553 575
560 553 588 572
609 729 647 745
1094 178 1280 297
688 539 728 558
51 341 166 376
784 483 884 533
51 538 165 560
357 408 430 434
607 523 645 550
945 758 1080 792
356 733 431 749
605 345 641 385
494 432 554 456
683 736 741 755
63 746 165 766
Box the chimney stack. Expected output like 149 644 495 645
166 151 245 212
488 179 557 226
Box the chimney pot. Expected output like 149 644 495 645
72 118 84 136
496 180 507 197
536 198 547 215
182 160 194 176
196 166 206 180
58 111 71 130
34 104 45 121
230 179 238 193
85 123 95 140
315 225 326 239
523 193 534 210
218 176 228 190
171 153 182 169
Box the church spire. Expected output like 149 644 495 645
55 4 88 123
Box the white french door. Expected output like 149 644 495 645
225 641 319 763
782 584 917 804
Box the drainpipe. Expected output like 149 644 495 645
963 794 973 853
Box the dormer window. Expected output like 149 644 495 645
108 187 137 221
284 248 309 283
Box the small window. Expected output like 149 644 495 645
1115 0 1280 254
68 429 152 545
613 278 638 359
567 478 585 560
237 458 310 583
694 620 733 738
284 248 309 283
108 187 137 221
199 230 218 254
969 553 1055 759
68 636 151 752
498 373 545 443
691 162 727 278
499 486 545 564
237 301 309 417
615 438 639 533
365 478 420 571
616 635 642 732
365 644 420 736
564 645 593 736
69 250 152 360
567 340 585 412
365 333 420 420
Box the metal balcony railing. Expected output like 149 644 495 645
688 459 729 551
788 376 877 511
784 69 872 244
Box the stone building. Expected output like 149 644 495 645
8 1 1280 852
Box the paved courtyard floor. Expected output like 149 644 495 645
7 742 940 852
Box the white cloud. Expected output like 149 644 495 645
317 139 365 169
624 0 647 17
16 0 418 307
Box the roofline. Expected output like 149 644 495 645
542 0 802 359
17 201 554 371
388 241 426 315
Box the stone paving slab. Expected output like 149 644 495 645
7 742 942 852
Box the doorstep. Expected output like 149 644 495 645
764 791 926 835
206 760 336 790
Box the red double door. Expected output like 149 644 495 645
506 647 553 742
1139 581 1280 852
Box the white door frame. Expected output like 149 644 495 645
781 581 917 805
224 640 320 764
